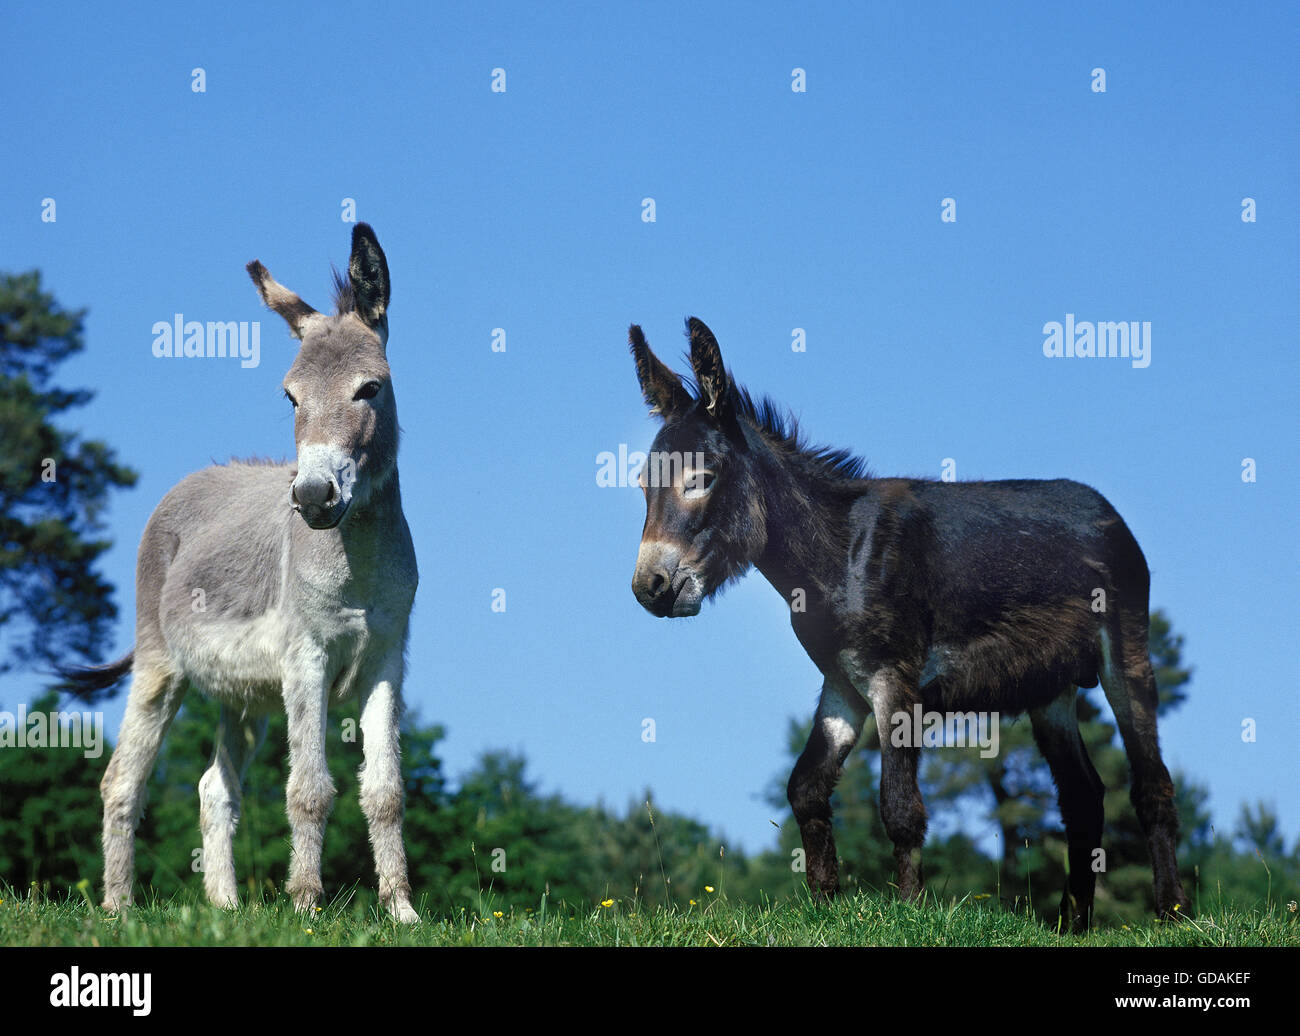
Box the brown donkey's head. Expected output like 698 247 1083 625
247 223 397 530
628 318 770 617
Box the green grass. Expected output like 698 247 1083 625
3 881 1296 947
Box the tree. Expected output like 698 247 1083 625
0 691 105 890
0 271 136 676
1235 802 1285 858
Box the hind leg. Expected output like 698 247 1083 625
1100 620 1190 919
1029 690 1106 933
787 676 869 897
100 660 186 911
198 705 268 908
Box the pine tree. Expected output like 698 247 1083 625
0 271 136 677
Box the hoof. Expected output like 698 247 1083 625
101 890 131 912
1052 911 1090 935
290 890 322 915
1053 894 1091 934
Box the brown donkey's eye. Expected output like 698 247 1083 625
683 470 715 499
354 381 381 401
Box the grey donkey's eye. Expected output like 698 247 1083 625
284 389 298 408
354 381 382 401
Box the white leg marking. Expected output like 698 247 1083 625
359 674 417 923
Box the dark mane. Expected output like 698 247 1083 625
731 382 871 482
330 266 354 316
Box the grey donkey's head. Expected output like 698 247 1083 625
247 223 397 530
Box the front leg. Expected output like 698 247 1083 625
283 656 335 914
863 666 928 901
787 677 869 897
358 651 418 923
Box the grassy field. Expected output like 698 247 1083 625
3 881 1296 947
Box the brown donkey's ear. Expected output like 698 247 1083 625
630 324 693 420
348 223 390 334
246 260 321 340
686 316 730 420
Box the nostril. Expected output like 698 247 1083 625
633 563 676 609
292 476 336 509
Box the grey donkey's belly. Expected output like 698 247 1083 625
163 605 379 709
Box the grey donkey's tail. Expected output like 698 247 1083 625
53 651 134 703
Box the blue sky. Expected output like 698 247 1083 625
3 1 1297 862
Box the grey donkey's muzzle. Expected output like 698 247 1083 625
292 444 356 530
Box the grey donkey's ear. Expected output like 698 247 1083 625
246 260 320 340
348 223 390 331
686 316 731 420
629 324 692 420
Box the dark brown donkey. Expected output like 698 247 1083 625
627 317 1189 931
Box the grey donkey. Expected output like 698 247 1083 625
60 224 420 922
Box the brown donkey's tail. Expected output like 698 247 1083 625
52 651 134 703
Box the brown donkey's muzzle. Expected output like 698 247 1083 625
632 564 675 617
632 541 704 618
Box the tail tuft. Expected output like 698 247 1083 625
51 651 134 703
